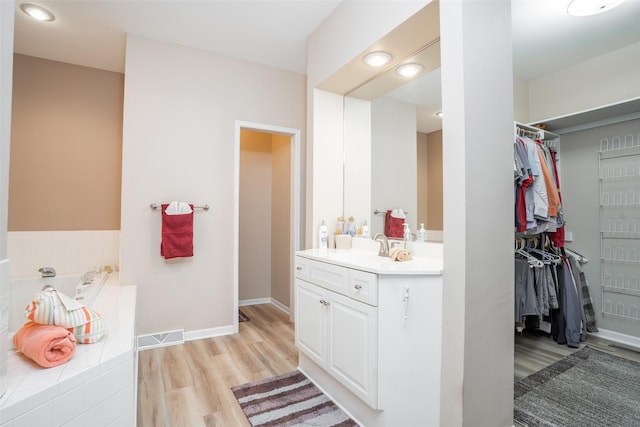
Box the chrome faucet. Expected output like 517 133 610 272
38 267 56 278
372 233 389 257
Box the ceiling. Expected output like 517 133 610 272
13 0 640 133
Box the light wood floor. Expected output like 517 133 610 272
137 304 298 427
137 304 640 426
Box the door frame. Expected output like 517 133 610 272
233 120 301 331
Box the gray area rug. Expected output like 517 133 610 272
231 370 358 427
514 346 640 426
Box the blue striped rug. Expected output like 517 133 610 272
232 370 358 427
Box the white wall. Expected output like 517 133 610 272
0 0 13 261
120 36 305 335
371 97 417 235
440 2 514 426
0 0 14 401
528 41 640 123
306 1 429 247
343 97 372 233
560 118 640 339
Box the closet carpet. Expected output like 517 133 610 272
514 346 640 426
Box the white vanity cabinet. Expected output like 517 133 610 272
294 250 444 426
295 259 378 407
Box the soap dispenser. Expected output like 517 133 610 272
319 220 328 250
417 223 426 242
362 220 370 238
403 223 413 252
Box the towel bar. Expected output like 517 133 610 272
150 203 210 211
374 210 408 215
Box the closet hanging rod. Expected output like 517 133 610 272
514 121 560 141
150 203 210 211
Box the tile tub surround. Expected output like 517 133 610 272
0 274 137 427
7 231 120 278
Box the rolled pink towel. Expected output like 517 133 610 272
13 321 77 368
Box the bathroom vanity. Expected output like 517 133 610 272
294 244 443 426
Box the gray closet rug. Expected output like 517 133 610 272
514 346 640 426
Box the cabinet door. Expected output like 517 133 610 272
327 292 378 408
295 279 327 367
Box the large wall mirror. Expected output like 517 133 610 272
333 3 444 240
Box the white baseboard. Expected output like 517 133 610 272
137 300 290 350
240 297 290 315
591 328 640 349
184 325 235 342
239 297 271 306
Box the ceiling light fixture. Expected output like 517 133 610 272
396 63 424 78
435 112 443 118
20 3 55 21
363 51 392 67
566 0 626 16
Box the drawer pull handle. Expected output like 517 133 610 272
296 266 303 271
319 299 330 306
354 284 362 290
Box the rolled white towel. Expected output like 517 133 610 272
390 209 406 219
165 201 193 215
389 246 412 262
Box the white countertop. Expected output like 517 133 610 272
297 248 443 275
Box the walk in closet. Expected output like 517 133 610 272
513 122 598 348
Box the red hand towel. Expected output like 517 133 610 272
384 210 405 238
160 203 194 259
13 321 77 368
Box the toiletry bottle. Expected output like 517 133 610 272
362 220 370 238
417 223 426 242
319 220 328 250
403 223 413 252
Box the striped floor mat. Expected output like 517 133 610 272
231 370 358 427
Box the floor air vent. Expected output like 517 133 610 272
137 329 184 350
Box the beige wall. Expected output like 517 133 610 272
426 130 443 230
9 55 123 231
239 130 292 307
417 130 443 231
271 134 291 307
239 130 273 301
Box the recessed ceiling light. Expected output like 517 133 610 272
363 51 392 67
20 3 55 21
567 0 626 16
396 63 424 78
435 112 443 118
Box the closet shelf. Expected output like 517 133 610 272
601 258 640 264
600 232 640 239
601 285 640 297
601 203 640 208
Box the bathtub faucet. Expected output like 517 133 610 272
38 267 56 278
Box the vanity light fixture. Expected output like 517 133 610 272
20 3 55 21
363 51 392 67
567 0 626 16
435 111 443 118
396 63 424 78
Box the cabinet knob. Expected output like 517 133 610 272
354 284 362 290
296 266 303 271
319 299 330 306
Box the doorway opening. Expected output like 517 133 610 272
233 121 301 332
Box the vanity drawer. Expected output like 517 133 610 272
295 256 309 281
308 259 349 295
347 269 378 306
